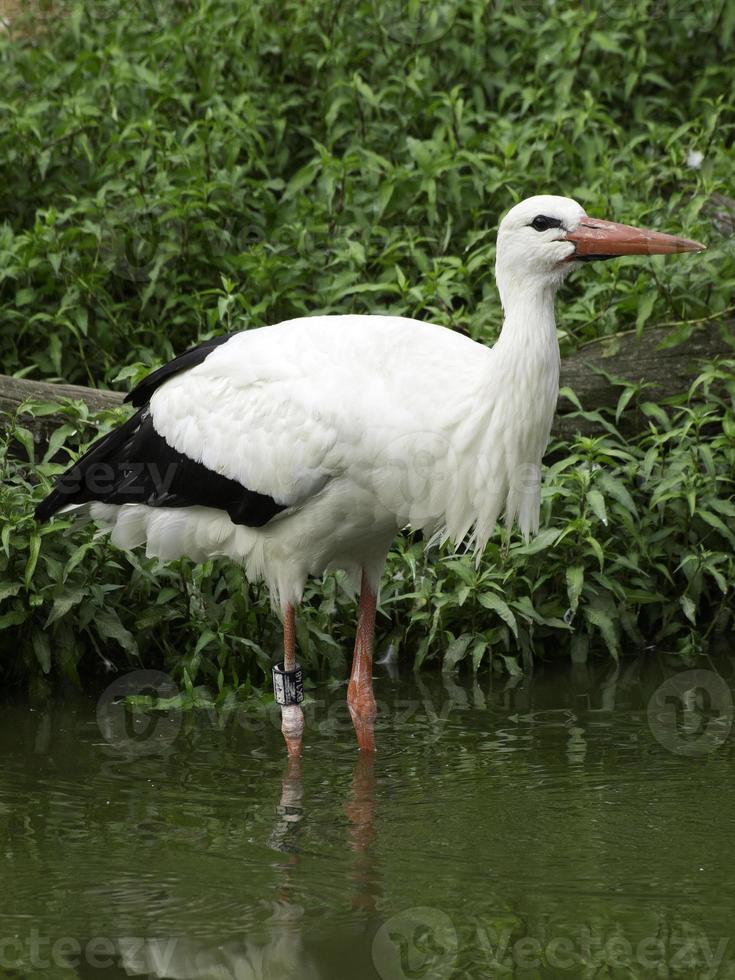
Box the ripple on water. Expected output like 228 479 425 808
0 665 734 979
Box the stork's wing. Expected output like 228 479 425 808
36 326 339 524
146 326 344 510
125 333 237 407
146 315 486 528
34 403 288 526
36 315 484 529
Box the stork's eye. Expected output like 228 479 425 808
530 215 563 232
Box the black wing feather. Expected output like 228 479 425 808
125 333 237 407
35 333 287 527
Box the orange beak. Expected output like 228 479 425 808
566 217 706 261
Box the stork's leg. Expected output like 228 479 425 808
348 573 378 753
281 603 304 758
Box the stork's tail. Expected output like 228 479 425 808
34 411 143 522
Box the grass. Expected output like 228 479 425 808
0 0 733 693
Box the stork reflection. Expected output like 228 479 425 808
345 752 379 912
267 755 305 857
102 751 379 979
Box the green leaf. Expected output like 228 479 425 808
478 591 518 638
586 490 608 526
13 426 35 463
597 472 637 516
615 386 637 422
635 291 656 337
470 640 487 673
679 595 696 625
443 559 476 587
33 632 52 674
95 609 138 656
45 588 86 627
499 654 522 677
641 402 670 430
591 30 624 54
42 424 76 464
283 160 320 200
559 387 583 410
513 527 561 555
566 565 584 616
698 510 735 547
64 541 96 579
0 583 21 604
442 634 472 673
194 630 217 657
583 607 620 661
586 536 605 571
24 532 41 587
0 609 27 630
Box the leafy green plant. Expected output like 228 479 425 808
0 0 733 387
2 360 732 692
0 0 734 691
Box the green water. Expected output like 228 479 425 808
1 660 734 979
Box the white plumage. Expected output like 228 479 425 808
92 305 557 606
39 194 703 754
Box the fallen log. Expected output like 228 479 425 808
555 316 733 438
0 319 732 446
0 374 123 418
0 374 125 451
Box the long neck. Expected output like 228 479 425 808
494 275 559 360
465 275 561 548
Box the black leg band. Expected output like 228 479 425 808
272 662 305 706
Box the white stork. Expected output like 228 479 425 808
36 195 704 756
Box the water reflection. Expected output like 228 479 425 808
85 753 379 980
267 756 305 856
1 659 734 979
345 754 379 913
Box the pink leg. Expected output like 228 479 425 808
281 603 304 758
348 573 378 753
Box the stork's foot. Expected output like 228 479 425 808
348 681 377 753
281 704 305 758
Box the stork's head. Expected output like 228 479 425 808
495 194 705 312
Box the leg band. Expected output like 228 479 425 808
272 662 305 706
